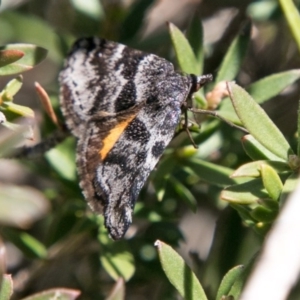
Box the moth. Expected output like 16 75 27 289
59 37 212 239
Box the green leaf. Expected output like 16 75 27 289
169 176 197 212
0 122 32 157
279 173 299 206
45 137 76 181
0 75 23 101
21 288 81 300
215 108 241 125
221 178 269 205
175 145 198 158
152 155 176 201
230 204 255 225
228 82 293 161
1 102 34 118
231 160 290 178
4 229 47 259
241 134 286 162
0 275 13 300
0 49 24 68
70 0 103 20
248 1 278 21
155 240 207 300
0 11 61 63
106 278 125 300
0 44 47 76
247 69 300 104
216 265 244 300
98 230 135 281
100 251 135 282
0 183 50 228
187 15 204 73
278 0 300 54
182 157 237 187
260 164 283 201
119 0 154 42
0 239 5 286
215 21 251 83
228 259 255 299
169 22 200 74
250 205 278 223
298 100 300 156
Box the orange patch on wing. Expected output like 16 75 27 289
99 113 137 160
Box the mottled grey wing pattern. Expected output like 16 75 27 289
59 37 194 239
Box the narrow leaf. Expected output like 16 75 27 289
0 183 49 228
21 288 81 300
169 22 200 74
216 265 244 300
182 157 237 187
0 122 31 157
250 205 278 223
298 100 300 156
216 21 251 83
119 0 154 42
152 155 176 201
35 82 60 128
100 251 135 282
0 44 47 76
187 15 204 73
247 69 300 104
0 237 5 285
155 240 207 300
106 278 125 300
227 82 293 160
169 176 197 212
70 0 103 20
260 164 283 201
0 49 24 68
0 274 13 300
221 178 269 205
230 204 255 224
241 134 286 162
278 0 300 54
45 137 76 181
2 102 34 118
228 258 255 299
98 230 135 281
279 173 298 206
231 160 290 178
4 229 47 259
0 75 23 101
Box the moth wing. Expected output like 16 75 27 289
77 101 183 240
60 37 192 239
59 38 131 137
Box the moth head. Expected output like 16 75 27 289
190 74 213 95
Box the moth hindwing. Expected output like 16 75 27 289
59 37 212 239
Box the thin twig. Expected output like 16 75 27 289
9 129 69 159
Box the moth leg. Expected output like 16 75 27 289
183 104 199 149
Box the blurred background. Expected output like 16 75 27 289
0 0 299 299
